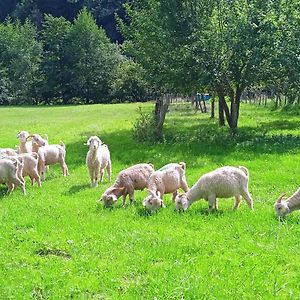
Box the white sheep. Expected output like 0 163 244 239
143 162 189 212
17 131 32 153
175 166 253 212
0 157 26 195
0 148 18 156
86 136 111 187
26 134 68 180
100 163 155 207
18 131 49 153
18 153 41 186
274 188 300 218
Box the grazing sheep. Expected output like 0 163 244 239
175 166 253 212
0 157 26 195
99 163 155 208
27 134 68 180
274 188 300 218
86 136 111 187
143 162 189 212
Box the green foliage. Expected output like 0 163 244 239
41 15 72 103
111 60 150 102
2 103 300 298
132 107 157 142
66 8 120 104
0 19 42 105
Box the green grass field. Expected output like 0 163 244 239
1 102 300 299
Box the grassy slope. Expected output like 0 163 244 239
1 103 300 299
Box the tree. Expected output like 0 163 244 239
66 8 119 103
123 0 285 131
110 59 150 102
0 20 42 104
41 15 72 104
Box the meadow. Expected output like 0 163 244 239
1 102 300 299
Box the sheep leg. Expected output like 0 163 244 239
99 169 104 183
181 177 189 192
242 191 254 210
89 168 95 187
59 159 69 176
233 195 241 210
129 190 135 205
215 198 219 210
32 170 41 187
106 162 112 182
12 178 26 195
172 190 178 202
121 193 127 207
7 183 14 195
208 195 216 212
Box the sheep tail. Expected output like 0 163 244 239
238 166 249 177
59 141 66 149
179 162 186 170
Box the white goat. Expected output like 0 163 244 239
100 163 155 207
175 166 253 212
143 162 189 212
27 134 68 180
86 136 111 187
274 188 300 218
0 157 26 195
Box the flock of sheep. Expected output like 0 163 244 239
1 132 299 219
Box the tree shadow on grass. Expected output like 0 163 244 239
66 183 90 195
63 112 300 177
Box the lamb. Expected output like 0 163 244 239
26 134 68 180
86 136 111 187
0 157 26 195
99 163 155 208
143 162 189 212
274 188 300 218
175 166 253 212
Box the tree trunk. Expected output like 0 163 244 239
218 98 225 126
154 93 171 140
211 98 215 118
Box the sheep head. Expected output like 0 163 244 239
175 193 189 211
86 136 102 151
143 190 165 212
274 193 289 218
17 131 30 143
27 134 46 147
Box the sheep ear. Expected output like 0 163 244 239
86 138 91 146
276 193 286 204
156 191 161 198
179 162 186 170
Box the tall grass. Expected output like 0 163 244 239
0 102 300 299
